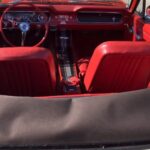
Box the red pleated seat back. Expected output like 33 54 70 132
84 42 150 93
0 47 56 96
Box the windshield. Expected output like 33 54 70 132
0 0 132 8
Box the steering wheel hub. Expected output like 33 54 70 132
19 22 30 32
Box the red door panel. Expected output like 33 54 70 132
133 14 150 42
133 14 144 41
143 24 150 41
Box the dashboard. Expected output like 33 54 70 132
1 6 130 30
0 4 131 47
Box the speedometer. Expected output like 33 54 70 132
38 14 49 23
15 15 22 22
22 15 30 22
4 13 13 22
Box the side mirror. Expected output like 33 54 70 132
146 6 150 19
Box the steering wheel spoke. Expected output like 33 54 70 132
21 31 27 46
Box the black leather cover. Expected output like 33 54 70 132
0 89 149 147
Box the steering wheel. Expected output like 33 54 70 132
0 3 49 47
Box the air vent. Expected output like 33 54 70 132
77 12 122 23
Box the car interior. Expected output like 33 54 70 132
0 0 149 98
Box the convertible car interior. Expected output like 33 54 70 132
1 0 150 149
0 0 149 98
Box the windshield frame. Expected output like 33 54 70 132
0 0 139 13
0 0 131 6
129 0 141 13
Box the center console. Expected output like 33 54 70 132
56 30 81 94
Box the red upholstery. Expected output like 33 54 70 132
0 47 56 96
84 42 150 93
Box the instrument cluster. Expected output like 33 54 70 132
3 11 50 26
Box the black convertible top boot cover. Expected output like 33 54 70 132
0 89 149 147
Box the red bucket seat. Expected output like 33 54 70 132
0 47 57 96
84 42 150 93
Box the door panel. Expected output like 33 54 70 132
133 0 150 42
143 23 150 41
133 14 150 42
133 14 144 41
